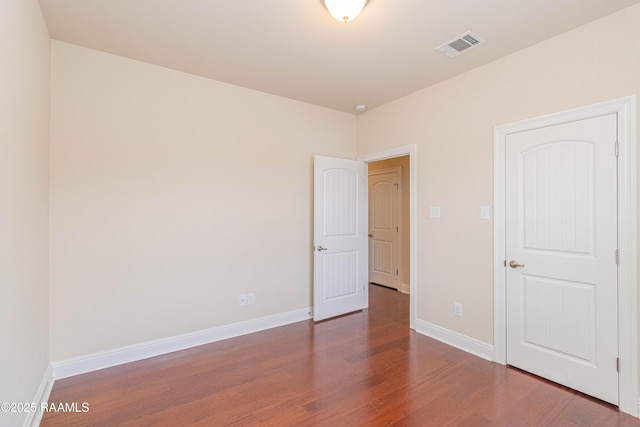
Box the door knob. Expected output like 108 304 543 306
316 246 328 252
368 234 373 237
509 260 525 268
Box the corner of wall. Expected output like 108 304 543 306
22 365 55 427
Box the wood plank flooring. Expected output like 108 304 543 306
42 285 639 426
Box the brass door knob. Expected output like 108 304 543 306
509 260 525 268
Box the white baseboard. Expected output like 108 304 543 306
414 319 494 361
23 364 54 427
398 283 410 294
52 307 311 380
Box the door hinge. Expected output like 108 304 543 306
396 226 398 232
503 260 506 267
615 141 619 157
616 357 620 372
396 269 399 276
615 249 620 265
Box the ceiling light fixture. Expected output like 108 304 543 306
324 0 368 23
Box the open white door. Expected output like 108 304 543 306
313 155 368 321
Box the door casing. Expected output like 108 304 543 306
493 96 638 416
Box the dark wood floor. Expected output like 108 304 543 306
42 285 638 426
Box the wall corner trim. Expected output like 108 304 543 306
23 365 54 427
51 308 312 380
413 319 494 362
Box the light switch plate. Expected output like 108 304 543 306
429 207 441 219
480 206 490 220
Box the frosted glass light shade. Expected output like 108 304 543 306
324 0 368 23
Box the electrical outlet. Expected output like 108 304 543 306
247 292 255 305
239 294 247 306
454 303 462 317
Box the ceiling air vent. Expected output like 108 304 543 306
436 31 485 57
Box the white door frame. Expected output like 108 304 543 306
358 144 417 330
493 96 638 416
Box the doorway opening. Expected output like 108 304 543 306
359 144 417 330
368 157 410 295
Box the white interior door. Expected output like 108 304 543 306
313 155 368 321
505 114 618 404
368 170 401 289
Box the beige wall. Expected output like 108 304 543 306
357 2 640 374
368 157 410 286
0 0 50 425
49 41 356 361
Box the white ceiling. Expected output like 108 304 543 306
38 0 640 114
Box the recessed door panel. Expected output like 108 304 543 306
522 275 595 363
522 142 593 255
324 169 358 237
322 251 358 300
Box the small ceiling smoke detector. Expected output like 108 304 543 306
436 31 485 57
354 104 367 113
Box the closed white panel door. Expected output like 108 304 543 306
313 156 367 321
505 114 618 404
369 171 400 289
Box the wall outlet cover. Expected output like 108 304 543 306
454 303 462 317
